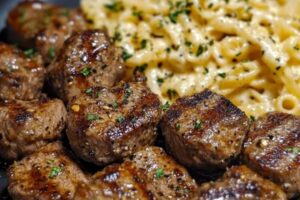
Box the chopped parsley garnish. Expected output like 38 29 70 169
250 115 256 122
286 147 300 155
112 101 119 109
196 45 207 56
49 166 62 178
124 88 133 99
175 123 181 130
203 67 209 75
122 50 133 61
132 10 143 19
156 77 164 86
116 115 125 123
86 114 100 121
161 101 170 111
104 1 124 12
168 2 191 24
194 119 202 129
140 39 148 49
48 47 55 60
294 46 300 51
185 41 192 47
113 31 122 42
81 67 92 77
24 49 35 58
155 168 164 179
134 64 148 74
167 89 178 99
85 87 93 94
218 72 227 78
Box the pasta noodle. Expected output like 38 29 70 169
81 0 300 117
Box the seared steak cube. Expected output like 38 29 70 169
243 112 300 198
161 89 250 171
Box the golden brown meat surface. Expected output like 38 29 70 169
197 165 287 200
67 82 161 166
161 89 250 172
74 146 198 199
243 112 300 198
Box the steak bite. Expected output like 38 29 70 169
160 89 250 172
0 42 44 100
67 82 161 166
74 146 197 199
7 142 89 200
243 112 300 198
0 97 67 160
7 0 86 63
197 165 287 200
48 30 125 102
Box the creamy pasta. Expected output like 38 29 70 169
81 0 300 117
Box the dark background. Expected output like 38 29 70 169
0 1 79 198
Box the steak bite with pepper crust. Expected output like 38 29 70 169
48 30 125 102
0 97 67 160
74 146 197 200
161 89 250 172
243 112 300 198
197 165 287 200
7 142 89 200
67 82 162 166
7 0 86 63
0 42 44 101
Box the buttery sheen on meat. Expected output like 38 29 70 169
243 112 300 198
7 0 86 63
161 89 250 172
0 42 44 100
48 30 125 102
0 97 67 160
197 165 287 200
67 82 161 166
7 142 89 200
74 146 198 199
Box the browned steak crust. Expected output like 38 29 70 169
67 82 161 166
0 97 67 160
74 146 197 199
48 30 125 102
161 89 250 171
243 112 300 198
197 165 287 200
0 42 44 100
7 142 89 200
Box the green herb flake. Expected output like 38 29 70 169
175 123 181 130
24 49 35 58
81 67 92 77
122 50 133 61
104 1 124 12
203 67 209 75
85 87 93 94
116 115 125 123
134 64 148 74
156 77 165 86
112 101 119 109
49 166 62 178
155 168 164 179
218 72 226 78
250 115 256 122
194 119 202 129
161 101 170 111
87 114 100 121
286 147 300 155
132 10 143 19
294 46 300 51
113 31 122 42
196 45 207 56
140 39 148 49
48 47 55 60
167 89 178 99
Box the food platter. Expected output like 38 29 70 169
0 0 299 199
